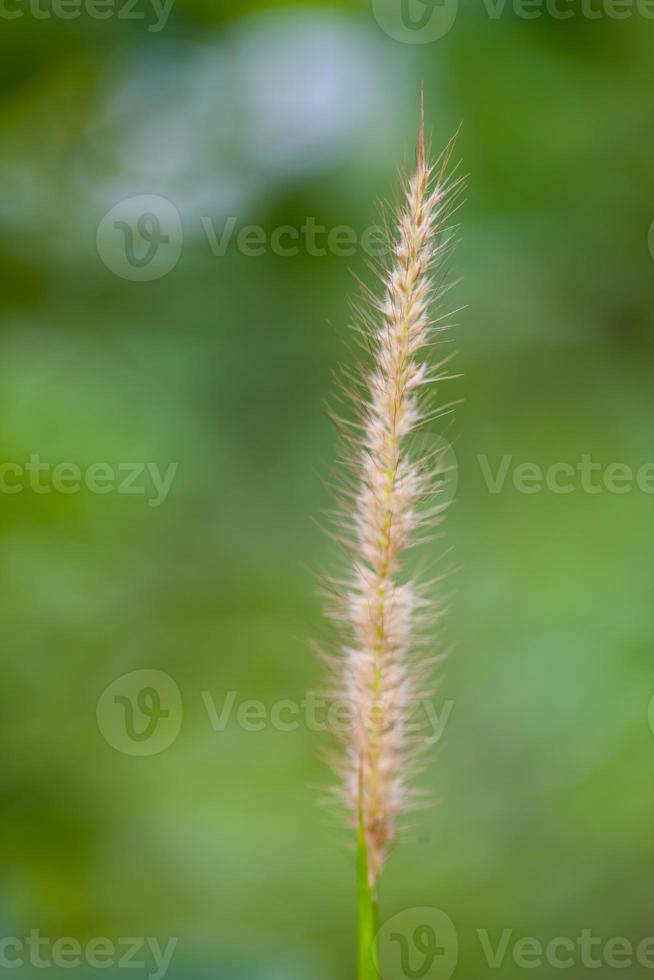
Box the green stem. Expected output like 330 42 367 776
357 813 380 980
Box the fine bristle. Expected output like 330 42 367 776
320 108 463 886
417 83 425 172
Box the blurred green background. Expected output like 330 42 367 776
1 0 654 977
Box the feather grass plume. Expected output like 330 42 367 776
318 104 463 973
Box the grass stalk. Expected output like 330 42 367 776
317 96 463 978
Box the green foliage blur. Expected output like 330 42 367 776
1 0 654 977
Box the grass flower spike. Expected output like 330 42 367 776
320 105 462 978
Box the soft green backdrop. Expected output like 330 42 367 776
1 1 653 977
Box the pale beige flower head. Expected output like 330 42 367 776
320 107 463 885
